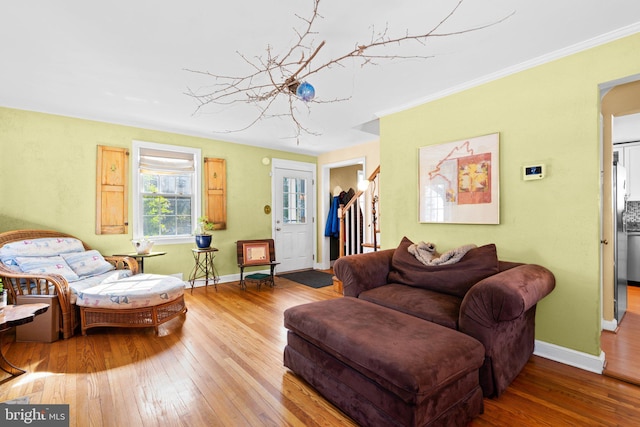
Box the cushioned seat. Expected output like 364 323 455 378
68 270 134 304
74 273 185 308
76 273 187 335
284 297 485 426
359 283 462 329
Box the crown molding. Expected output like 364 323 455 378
376 23 640 118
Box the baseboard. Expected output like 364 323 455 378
534 340 605 374
188 271 270 288
601 318 618 332
315 261 330 270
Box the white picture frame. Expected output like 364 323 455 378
419 133 500 224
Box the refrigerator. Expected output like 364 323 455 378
614 157 628 323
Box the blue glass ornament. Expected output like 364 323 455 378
296 81 315 102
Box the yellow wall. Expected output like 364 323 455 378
330 165 361 194
0 107 314 278
380 32 640 356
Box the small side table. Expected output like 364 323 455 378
189 247 219 291
113 251 167 273
0 303 49 377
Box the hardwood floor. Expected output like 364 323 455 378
2 278 640 426
601 284 640 385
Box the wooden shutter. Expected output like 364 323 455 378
96 145 128 234
204 157 227 230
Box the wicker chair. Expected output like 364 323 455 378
0 229 139 339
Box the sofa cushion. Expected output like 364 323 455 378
73 273 185 308
359 284 462 329
67 269 135 304
61 250 115 278
0 237 85 271
0 237 84 258
387 237 499 297
15 255 80 282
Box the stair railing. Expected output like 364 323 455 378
338 165 380 257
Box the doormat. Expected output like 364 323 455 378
278 270 333 288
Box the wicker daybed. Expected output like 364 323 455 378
0 229 187 338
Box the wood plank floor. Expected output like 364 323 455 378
1 278 640 426
601 285 640 384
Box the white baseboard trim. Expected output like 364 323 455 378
315 261 330 270
601 318 618 332
534 340 605 374
188 271 270 288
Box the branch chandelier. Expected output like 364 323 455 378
185 0 513 144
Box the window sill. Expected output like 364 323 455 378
133 236 195 246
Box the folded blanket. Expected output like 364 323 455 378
408 242 477 266
407 241 439 264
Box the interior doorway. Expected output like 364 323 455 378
600 76 640 384
319 158 366 269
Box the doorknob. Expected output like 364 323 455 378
276 227 281 231
601 239 609 245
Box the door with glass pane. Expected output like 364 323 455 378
274 166 314 272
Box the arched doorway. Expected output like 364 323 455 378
600 76 640 383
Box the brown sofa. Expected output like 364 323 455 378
333 238 556 397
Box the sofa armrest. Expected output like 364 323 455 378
0 270 69 298
104 256 139 275
459 263 555 397
333 249 394 297
460 264 555 327
0 268 75 339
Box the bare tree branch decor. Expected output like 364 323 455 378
185 0 513 142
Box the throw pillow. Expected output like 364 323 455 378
61 250 115 278
387 236 499 297
0 237 85 258
16 255 80 282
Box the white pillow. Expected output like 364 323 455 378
1 237 85 258
61 250 115 278
16 256 80 282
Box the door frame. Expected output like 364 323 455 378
271 158 317 271
599 73 640 332
319 157 366 270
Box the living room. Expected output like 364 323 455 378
3 1 640 425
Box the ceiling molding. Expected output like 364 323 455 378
376 23 640 119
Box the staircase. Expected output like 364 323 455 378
333 166 380 293
338 165 380 257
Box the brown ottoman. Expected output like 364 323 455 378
283 297 485 427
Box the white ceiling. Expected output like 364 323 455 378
2 1 640 155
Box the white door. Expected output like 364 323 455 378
273 160 315 272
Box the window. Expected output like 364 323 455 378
132 141 201 244
282 177 307 224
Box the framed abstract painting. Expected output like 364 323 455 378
418 133 500 224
